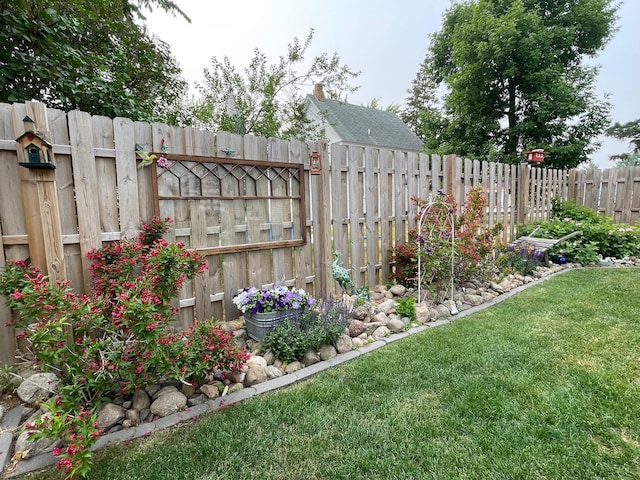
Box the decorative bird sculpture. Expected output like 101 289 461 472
332 251 356 295
136 150 157 169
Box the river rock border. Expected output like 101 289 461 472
2 261 638 478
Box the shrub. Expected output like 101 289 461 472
392 187 502 292
496 245 544 276
261 298 352 363
0 217 248 479
517 199 640 263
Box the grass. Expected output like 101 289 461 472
25 268 640 479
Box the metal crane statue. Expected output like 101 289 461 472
332 251 356 295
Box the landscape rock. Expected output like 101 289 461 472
16 373 60 404
301 350 321 367
150 391 187 417
434 304 451 318
318 344 337 361
200 384 220 400
265 365 284 379
348 320 367 337
372 326 391 340
335 334 353 354
132 390 151 411
376 299 397 314
351 337 365 348
97 403 126 430
244 366 268 386
152 385 178 401
463 294 484 306
386 318 405 333
389 284 406 297
285 362 303 374
246 355 267 369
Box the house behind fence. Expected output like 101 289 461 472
3 101 631 365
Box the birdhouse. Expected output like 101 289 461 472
16 116 56 169
524 149 545 164
310 151 322 174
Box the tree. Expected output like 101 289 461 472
0 0 190 122
190 30 360 141
606 119 640 166
405 0 617 168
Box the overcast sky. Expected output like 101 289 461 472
146 0 639 168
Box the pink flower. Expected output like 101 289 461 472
156 156 168 168
9 291 24 300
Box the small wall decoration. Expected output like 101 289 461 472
310 151 322 174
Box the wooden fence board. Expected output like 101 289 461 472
348 146 365 288
380 149 393 281
68 110 103 292
113 117 141 239
364 147 378 286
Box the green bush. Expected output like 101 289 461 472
517 200 640 263
396 297 416 323
262 298 352 363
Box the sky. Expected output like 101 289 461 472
145 0 640 168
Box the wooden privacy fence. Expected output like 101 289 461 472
569 166 640 224
0 101 570 364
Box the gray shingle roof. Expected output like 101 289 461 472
306 95 423 151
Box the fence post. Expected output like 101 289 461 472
517 163 530 224
313 141 333 297
15 102 66 285
567 169 577 202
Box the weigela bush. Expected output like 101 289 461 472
0 217 248 479
392 187 502 293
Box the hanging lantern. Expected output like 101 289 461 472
310 151 322 174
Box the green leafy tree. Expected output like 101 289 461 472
0 0 190 122
406 0 617 168
190 29 360 141
606 119 640 166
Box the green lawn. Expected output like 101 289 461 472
26 268 640 479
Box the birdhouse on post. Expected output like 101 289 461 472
524 148 545 164
16 116 56 169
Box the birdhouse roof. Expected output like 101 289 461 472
15 131 52 148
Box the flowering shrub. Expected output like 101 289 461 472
0 217 248 479
496 245 545 276
392 187 502 293
517 199 640 263
261 298 352 363
232 285 314 314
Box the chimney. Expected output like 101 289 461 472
313 83 325 102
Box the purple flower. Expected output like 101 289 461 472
156 156 168 168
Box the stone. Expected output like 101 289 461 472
16 373 59 404
353 304 373 321
262 351 276 365
301 350 320 367
415 303 431 323
318 344 337 361
265 365 284 379
131 390 151 411
498 278 513 291
244 366 268 386
351 337 365 348
375 299 396 314
335 334 353 354
481 292 496 303
284 362 303 374
463 294 483 306
348 319 367 337
386 318 405 333
228 383 244 394
97 403 126 430
490 281 504 293
372 326 391 340
200 384 220 399
188 393 208 406
246 355 267 369
125 409 140 424
181 383 197 398
14 428 59 457
226 370 245 384
151 385 178 401
145 384 161 398
434 304 451 318
368 291 385 302
150 391 187 417
389 284 406 296
373 312 389 324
